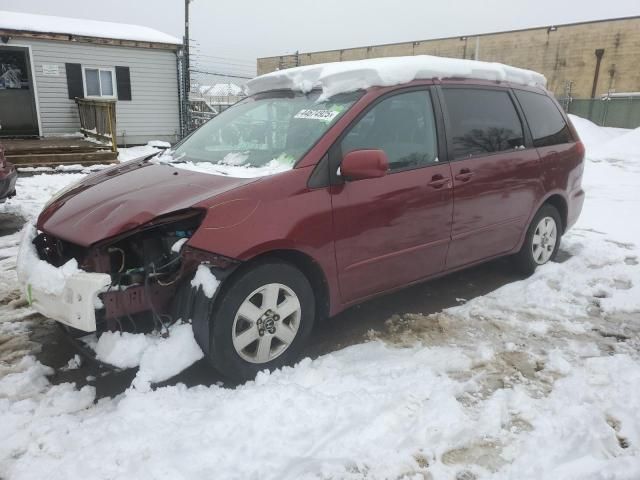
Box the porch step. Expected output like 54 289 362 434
1 138 111 156
7 150 118 168
5 145 111 155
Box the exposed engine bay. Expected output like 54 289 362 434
32 209 238 335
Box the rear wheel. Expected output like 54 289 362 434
513 204 562 275
208 261 315 381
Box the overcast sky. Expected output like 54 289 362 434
1 0 638 77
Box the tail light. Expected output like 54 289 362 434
575 141 585 159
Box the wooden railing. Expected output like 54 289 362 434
75 98 118 152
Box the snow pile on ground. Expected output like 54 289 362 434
247 55 547 99
0 116 639 479
569 116 640 244
590 128 640 164
18 164 112 174
0 143 165 221
568 114 627 150
0 172 85 220
89 322 203 391
15 223 80 296
570 114 640 164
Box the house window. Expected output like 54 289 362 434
82 67 116 98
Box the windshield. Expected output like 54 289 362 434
167 90 362 177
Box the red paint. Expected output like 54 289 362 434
37 78 585 318
341 149 389 180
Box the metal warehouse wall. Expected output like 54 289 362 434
257 16 640 99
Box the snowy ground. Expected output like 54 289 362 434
1 120 639 479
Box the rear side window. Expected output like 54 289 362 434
341 90 439 172
515 90 573 147
442 88 524 159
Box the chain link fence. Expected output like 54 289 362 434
562 96 640 129
177 42 256 138
182 69 251 135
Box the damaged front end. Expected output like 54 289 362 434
21 209 239 340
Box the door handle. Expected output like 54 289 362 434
428 174 450 189
454 169 474 182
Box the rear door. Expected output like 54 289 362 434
330 88 453 303
440 86 543 269
512 89 583 192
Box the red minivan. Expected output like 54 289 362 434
19 57 585 380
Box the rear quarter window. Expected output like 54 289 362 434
515 90 573 147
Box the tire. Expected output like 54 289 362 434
513 204 562 275
207 261 315 381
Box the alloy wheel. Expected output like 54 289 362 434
531 216 558 265
231 283 301 364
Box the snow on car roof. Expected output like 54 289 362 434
0 10 182 45
246 55 547 99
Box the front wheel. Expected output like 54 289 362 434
208 261 315 381
513 204 562 275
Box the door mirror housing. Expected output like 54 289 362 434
341 150 389 181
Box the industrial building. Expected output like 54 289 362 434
257 16 640 100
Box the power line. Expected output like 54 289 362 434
191 59 256 71
191 58 256 72
191 68 254 80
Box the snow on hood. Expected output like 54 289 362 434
246 55 547 99
0 10 181 44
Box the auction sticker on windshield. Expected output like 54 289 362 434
294 109 340 122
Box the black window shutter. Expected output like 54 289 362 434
115 66 132 101
65 63 84 99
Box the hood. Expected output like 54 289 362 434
37 161 257 246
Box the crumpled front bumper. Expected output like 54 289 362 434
17 224 111 332
24 272 111 332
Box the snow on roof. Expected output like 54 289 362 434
0 10 181 45
246 55 547 99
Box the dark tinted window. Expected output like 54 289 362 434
515 90 573 147
442 88 524 159
341 90 438 172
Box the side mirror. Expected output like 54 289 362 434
341 149 389 181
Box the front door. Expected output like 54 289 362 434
440 86 542 269
0 46 39 137
331 89 453 303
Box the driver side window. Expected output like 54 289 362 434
341 90 438 172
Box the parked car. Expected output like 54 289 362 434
18 57 585 381
0 145 17 203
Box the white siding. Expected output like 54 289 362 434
7 37 180 145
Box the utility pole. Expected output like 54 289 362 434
180 0 192 136
184 0 191 95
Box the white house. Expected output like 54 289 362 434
0 11 183 145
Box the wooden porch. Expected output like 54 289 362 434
1 137 118 168
0 98 119 168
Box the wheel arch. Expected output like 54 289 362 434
515 191 569 253
542 193 568 233
244 249 331 323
